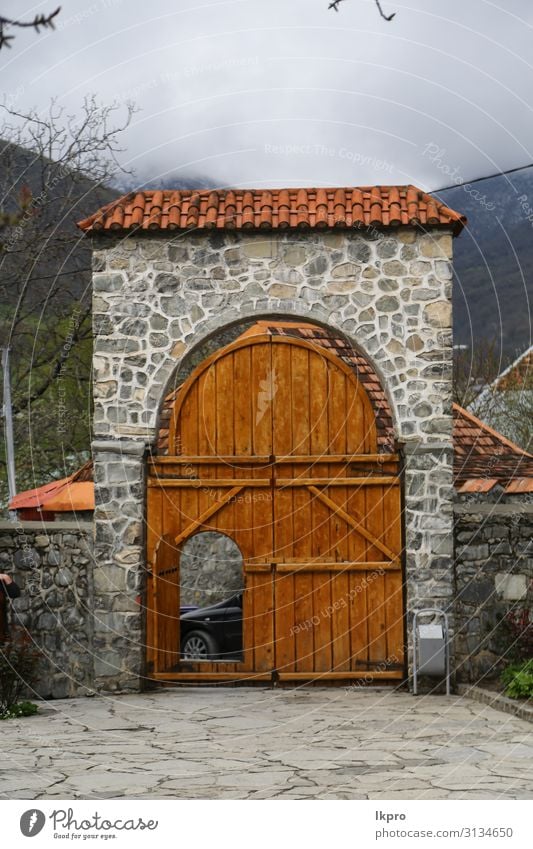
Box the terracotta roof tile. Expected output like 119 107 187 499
78 185 466 235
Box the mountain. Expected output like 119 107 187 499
438 171 533 357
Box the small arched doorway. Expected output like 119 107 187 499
146 323 404 682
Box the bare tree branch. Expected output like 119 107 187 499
329 0 396 20
0 6 60 50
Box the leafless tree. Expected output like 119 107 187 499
454 340 502 410
454 341 533 451
0 7 60 50
0 97 134 506
328 0 396 21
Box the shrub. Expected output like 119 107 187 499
501 659 533 700
0 630 41 717
0 701 39 720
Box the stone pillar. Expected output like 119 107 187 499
403 440 455 685
92 439 146 692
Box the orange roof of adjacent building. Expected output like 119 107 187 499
453 403 533 493
77 186 466 235
9 461 94 516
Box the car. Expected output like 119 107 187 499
180 593 243 661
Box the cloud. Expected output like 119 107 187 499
2 0 533 190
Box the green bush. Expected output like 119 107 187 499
501 659 533 700
0 630 41 716
0 700 39 720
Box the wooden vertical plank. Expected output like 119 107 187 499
384 570 404 669
294 571 314 672
233 344 253 456
292 440 313 671
349 571 369 671
312 571 332 672
272 341 292 457
291 345 311 456
346 380 365 456
382 478 403 667
215 352 234 456
364 483 387 663
308 352 331 565
274 571 296 674
272 342 293 562
367 569 387 663
250 570 274 672
252 341 274 456
328 361 347 456
149 332 405 683
153 535 180 673
178 379 199 456
331 570 351 672
145 485 162 671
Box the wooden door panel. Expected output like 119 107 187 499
148 333 405 682
293 571 314 672
251 340 274 455
274 571 296 674
233 344 253 455
331 571 351 673
244 567 274 672
152 534 180 673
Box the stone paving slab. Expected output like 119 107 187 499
0 688 532 800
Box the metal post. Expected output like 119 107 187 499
1 347 17 512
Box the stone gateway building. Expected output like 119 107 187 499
3 186 531 698
75 185 466 692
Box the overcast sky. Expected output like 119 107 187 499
2 0 533 190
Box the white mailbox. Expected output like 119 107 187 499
412 609 450 695
418 624 446 676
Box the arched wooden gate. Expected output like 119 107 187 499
146 333 404 682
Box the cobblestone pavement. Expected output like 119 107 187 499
1 688 532 800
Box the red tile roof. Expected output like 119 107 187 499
77 186 466 235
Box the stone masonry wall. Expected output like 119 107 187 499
90 226 456 691
0 521 94 698
2 493 530 697
454 495 533 682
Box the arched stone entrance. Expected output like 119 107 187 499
146 323 404 682
86 187 461 692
